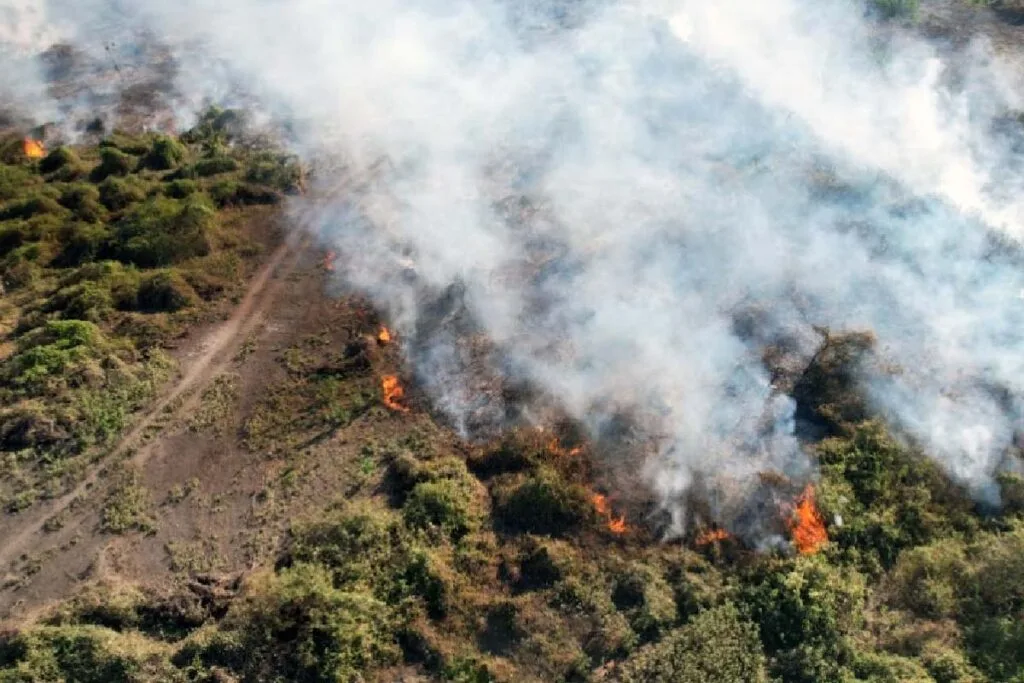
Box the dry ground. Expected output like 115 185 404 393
0 225 437 621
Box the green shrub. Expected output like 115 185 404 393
49 281 114 321
101 467 155 535
97 177 146 212
0 194 65 221
246 153 302 193
142 135 186 171
617 603 768 683
163 179 198 199
816 421 975 571
111 196 214 267
135 270 198 312
285 504 407 590
611 562 678 641
59 184 106 222
403 479 478 541
90 148 134 181
38 146 80 174
209 564 401 682
207 179 239 207
219 183 282 207
494 469 590 536
0 625 162 682
193 156 238 177
99 132 150 155
6 320 106 395
0 163 35 200
54 222 111 267
739 556 866 681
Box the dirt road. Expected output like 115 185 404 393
0 238 305 573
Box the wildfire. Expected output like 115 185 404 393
22 138 44 159
377 326 392 345
695 527 732 546
323 250 336 272
546 438 583 458
381 374 409 412
592 493 628 535
787 484 828 554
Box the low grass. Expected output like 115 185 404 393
0 110 298 512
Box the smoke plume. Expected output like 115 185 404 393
7 0 1024 538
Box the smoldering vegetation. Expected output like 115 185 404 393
6 0 1024 541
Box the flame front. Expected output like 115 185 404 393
787 484 828 554
378 326 392 344
547 438 582 458
592 493 627 534
695 527 731 546
381 374 409 412
23 138 44 159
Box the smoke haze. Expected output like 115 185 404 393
6 0 1024 539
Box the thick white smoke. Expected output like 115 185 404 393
8 0 1024 534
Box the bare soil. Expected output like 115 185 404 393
0 221 404 619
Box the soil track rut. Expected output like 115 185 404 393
0 238 306 571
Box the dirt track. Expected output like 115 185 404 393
0 237 305 576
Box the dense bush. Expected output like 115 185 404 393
0 163 35 200
403 478 479 540
204 564 401 682
739 556 866 682
141 135 186 171
192 156 238 177
5 320 107 396
136 270 198 313
493 468 591 536
91 148 134 181
616 603 768 683
163 179 198 199
59 184 106 223
38 146 80 175
110 197 214 268
97 177 147 212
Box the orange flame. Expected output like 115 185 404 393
695 527 731 546
592 493 628 534
22 138 44 159
381 374 409 412
546 438 582 458
787 484 828 554
323 250 336 272
377 326 392 345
